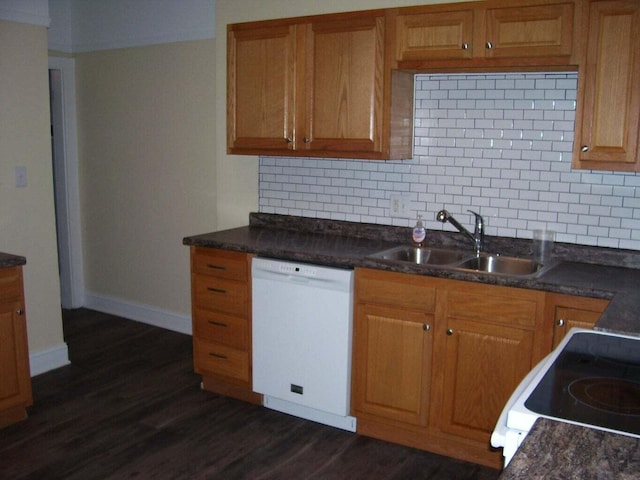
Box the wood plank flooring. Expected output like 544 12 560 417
0 308 501 479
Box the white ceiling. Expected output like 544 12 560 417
48 0 216 53
0 0 50 26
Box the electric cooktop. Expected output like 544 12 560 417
524 331 640 436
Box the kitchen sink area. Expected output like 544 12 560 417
185 211 640 476
367 245 550 278
368 245 469 266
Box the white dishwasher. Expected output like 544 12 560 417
251 257 357 432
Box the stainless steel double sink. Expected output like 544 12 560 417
368 245 548 277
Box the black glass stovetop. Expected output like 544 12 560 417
525 331 640 436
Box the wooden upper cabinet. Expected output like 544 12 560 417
305 17 384 154
228 12 414 160
396 9 474 61
227 25 296 152
395 0 577 67
574 0 640 171
484 3 574 59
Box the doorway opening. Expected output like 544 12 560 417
48 56 84 308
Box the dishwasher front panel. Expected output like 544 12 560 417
252 257 354 418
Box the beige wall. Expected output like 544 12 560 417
0 20 65 354
75 39 216 317
214 0 468 229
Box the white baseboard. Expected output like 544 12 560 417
84 292 192 335
30 343 70 377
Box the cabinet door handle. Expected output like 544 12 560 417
208 320 228 328
206 263 226 271
557 319 565 327
486 41 493 49
581 145 589 152
209 352 228 360
285 137 292 143
207 287 227 294
462 43 469 50
446 328 454 336
423 323 431 331
16 308 24 315
303 137 310 143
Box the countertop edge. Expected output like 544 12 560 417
0 252 27 269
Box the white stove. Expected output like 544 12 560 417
491 328 640 467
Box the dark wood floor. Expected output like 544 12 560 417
0 308 500 479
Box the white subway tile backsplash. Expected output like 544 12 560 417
258 72 640 251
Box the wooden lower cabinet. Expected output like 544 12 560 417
433 282 547 458
352 270 436 427
190 247 261 404
545 292 610 348
0 266 32 428
352 269 547 469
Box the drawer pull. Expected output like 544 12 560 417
208 320 228 328
207 287 227 294
206 263 226 270
209 352 228 359
557 318 565 327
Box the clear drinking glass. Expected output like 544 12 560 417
532 229 555 264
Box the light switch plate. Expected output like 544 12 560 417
15 166 27 188
389 193 410 218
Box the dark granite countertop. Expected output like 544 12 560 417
184 213 640 478
499 419 640 479
184 213 640 337
0 252 26 269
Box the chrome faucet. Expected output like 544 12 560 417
436 209 485 255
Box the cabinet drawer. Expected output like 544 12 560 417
193 275 248 317
193 308 249 350
356 269 437 312
0 268 21 303
445 285 541 328
193 338 250 383
191 247 248 281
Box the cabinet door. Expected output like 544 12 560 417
304 16 384 154
434 283 545 444
484 3 574 59
0 301 31 417
439 318 535 442
352 304 433 426
546 293 609 348
575 0 640 170
227 24 297 153
396 10 474 61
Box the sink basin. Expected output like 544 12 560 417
368 245 549 277
455 254 543 276
369 246 469 266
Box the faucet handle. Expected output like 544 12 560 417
468 210 483 226
468 210 484 235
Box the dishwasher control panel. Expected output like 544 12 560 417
254 257 319 277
